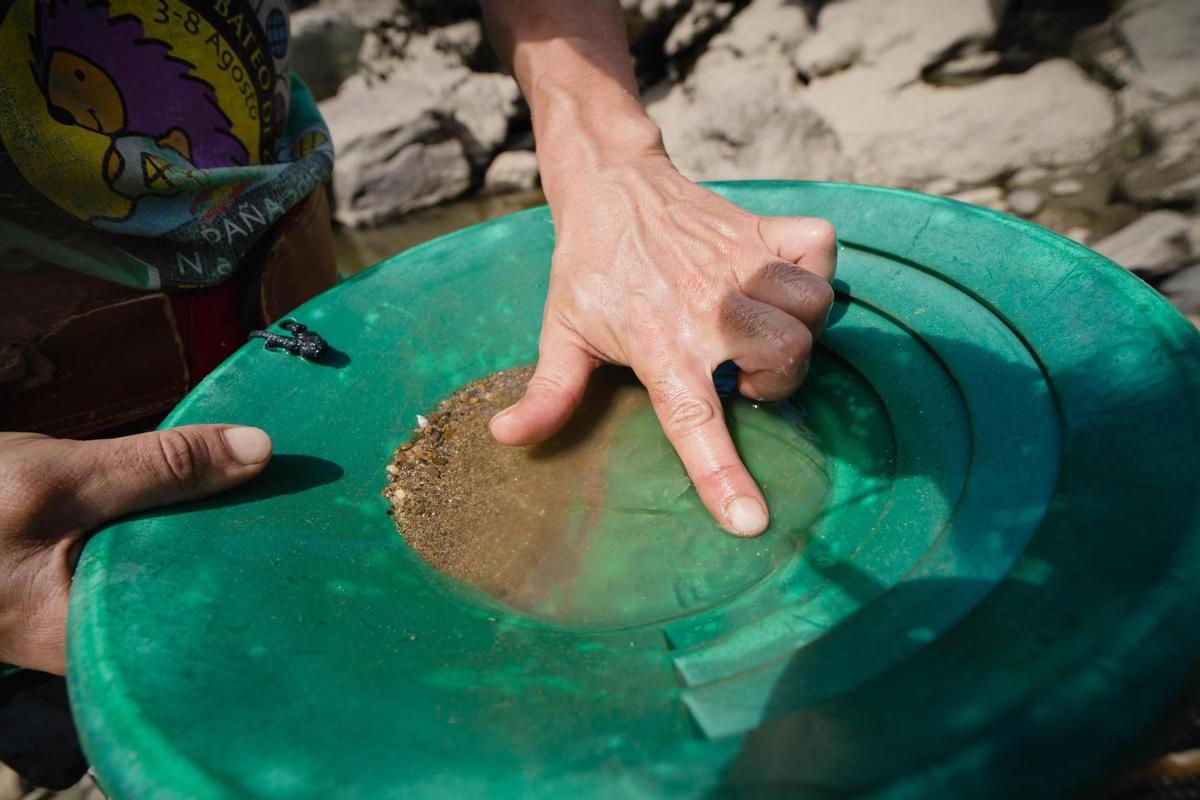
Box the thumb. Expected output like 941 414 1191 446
71 424 272 526
490 328 595 446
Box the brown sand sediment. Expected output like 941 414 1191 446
383 365 649 610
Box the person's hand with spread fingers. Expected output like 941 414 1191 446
0 426 271 674
481 1 838 537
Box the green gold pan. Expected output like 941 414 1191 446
68 181 1200 800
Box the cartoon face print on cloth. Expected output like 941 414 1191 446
0 0 283 232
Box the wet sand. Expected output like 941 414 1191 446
384 365 832 627
384 366 644 613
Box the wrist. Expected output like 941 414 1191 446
533 85 666 199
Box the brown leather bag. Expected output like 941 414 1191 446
0 187 338 437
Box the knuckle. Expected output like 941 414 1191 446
701 461 744 491
775 323 813 356
719 294 770 339
656 387 716 437
528 370 570 394
154 429 205 488
810 278 836 311
756 257 793 285
760 260 835 313
0 470 60 528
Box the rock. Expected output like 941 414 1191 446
337 66 518 166
443 71 522 164
350 34 445 90
646 48 844 182
705 0 812 58
319 0 473 29
321 86 472 227
1158 265 1200 315
1120 164 1200 206
799 58 1116 187
1115 0 1200 104
1117 98 1200 206
1145 99 1200 165
352 22 479 88
1049 178 1083 197
922 48 1002 87
782 0 1112 188
290 7 364 101
621 0 691 47
321 0 406 30
950 186 1006 211
1092 211 1200 277
924 177 960 196
781 0 1106 187
339 21 520 165
318 9 523 227
428 19 486 62
1006 188 1045 217
1008 166 1050 188
664 0 737 57
483 150 540 194
793 0 999 81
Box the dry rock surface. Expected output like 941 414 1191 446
298 0 1200 315
483 150 539 194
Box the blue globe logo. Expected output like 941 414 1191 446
266 9 288 59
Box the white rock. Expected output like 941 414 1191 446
950 186 1006 211
344 21 519 163
1145 99 1200 164
1006 188 1044 217
443 72 522 164
781 0 1108 188
646 48 843 182
793 0 999 80
621 0 691 46
924 49 1002 85
349 28 463 93
320 0 406 30
1115 0 1200 104
664 0 737 57
323 25 520 225
800 58 1116 187
1007 166 1049 188
484 150 540 194
924 177 960 196
1048 178 1084 197
321 86 471 227
1118 98 1200 206
1092 211 1200 276
430 19 484 61
1158 264 1200 315
706 0 812 57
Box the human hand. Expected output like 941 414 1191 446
490 151 836 536
0 425 272 673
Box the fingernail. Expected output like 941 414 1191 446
491 405 514 424
726 496 768 536
222 426 272 465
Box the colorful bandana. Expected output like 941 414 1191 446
0 0 334 290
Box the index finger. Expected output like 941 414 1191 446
636 359 769 537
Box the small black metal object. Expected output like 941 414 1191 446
248 319 327 361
